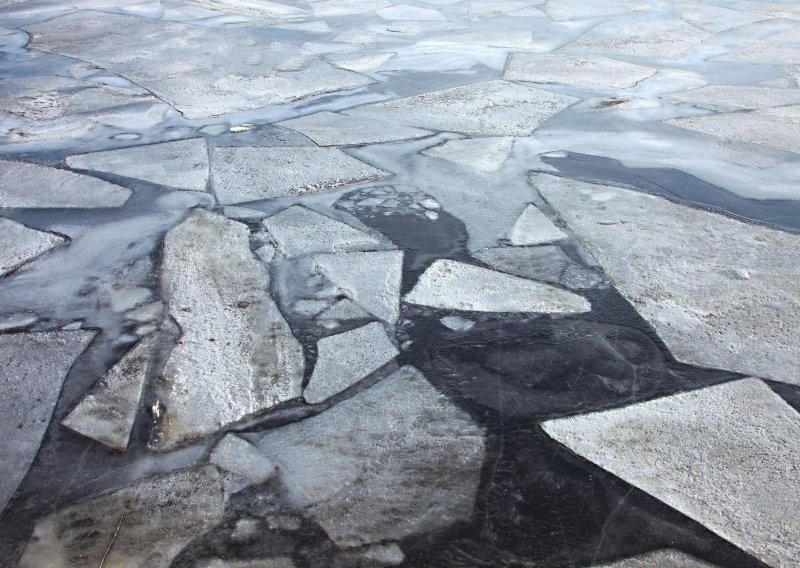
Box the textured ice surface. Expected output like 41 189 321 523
254 366 485 547
504 53 656 89
66 138 209 191
535 173 800 386
303 322 399 403
0 331 94 512
508 204 567 246
156 211 304 448
210 434 277 484
0 218 65 279
348 80 578 135
571 18 710 57
404 259 591 313
596 549 717 567
665 84 800 111
0 160 130 208
544 379 800 567
422 137 515 172
277 111 432 146
211 147 389 204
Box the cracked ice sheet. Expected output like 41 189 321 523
0 218 65 279
665 84 800 111
571 18 710 58
504 53 656 89
0 159 131 208
211 147 389 205
25 12 374 119
186 0 306 17
534 173 800 386
422 137 516 172
66 138 209 191
543 378 800 566
277 111 433 146
347 80 578 136
253 365 485 547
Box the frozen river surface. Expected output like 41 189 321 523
1 0 799 566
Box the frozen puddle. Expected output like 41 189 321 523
1 0 799 566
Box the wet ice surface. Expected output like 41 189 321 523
0 0 799 567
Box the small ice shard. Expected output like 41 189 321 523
65 138 209 191
347 80 578 136
533 173 800 385
0 159 131 208
303 322 399 403
263 205 383 258
440 315 475 331
596 549 716 567
359 543 405 566
509 204 568 245
211 147 389 204
200 558 295 568
223 206 268 221
422 137 515 172
210 433 277 484
667 106 800 154
254 366 486 547
0 313 38 331
62 333 156 450
328 52 395 72
317 298 371 321
504 53 656 89
20 466 224 568
0 218 65 278
404 259 590 313
277 111 432 146
0 331 95 512
543 379 800 567
125 301 163 323
156 210 304 449
377 4 445 20
313 250 403 324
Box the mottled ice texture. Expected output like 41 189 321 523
534 173 800 386
347 80 577 136
26 11 373 119
404 259 591 313
211 147 389 205
0 159 131 208
210 434 277 484
544 379 800 567
303 322 399 403
504 53 656 89
571 17 710 57
277 111 432 146
263 205 384 258
0 331 94 512
665 84 800 111
508 204 567 245
0 218 65 278
66 138 209 191
62 333 156 450
596 549 716 567
422 137 515 172
254 366 485 547
313 250 403 324
156 210 304 448
20 466 224 568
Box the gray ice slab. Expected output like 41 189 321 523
328 52 396 71
0 331 95 512
20 466 224 568
0 217 65 278
210 433 277 484
675 3 766 33
263 205 384 258
211 146 389 204
571 18 709 57
421 137 515 172
667 107 800 154
543 378 800 567
0 159 131 208
509 204 567 245
312 250 403 324
311 0 390 17
404 259 591 313
187 0 306 16
156 210 304 449
596 549 717 567
254 366 485 547
303 321 399 403
504 53 656 89
317 298 370 321
66 138 209 191
347 80 578 136
665 84 800 111
534 173 800 386
422 29 536 49
25 12 373 119
62 333 156 450
277 111 433 146
377 4 445 20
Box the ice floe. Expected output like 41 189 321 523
0 218 65 279
421 137 515 172
504 53 656 89
404 259 591 313
534 173 800 385
508 204 568 246
210 434 277 485
303 321 399 403
544 378 800 567
596 549 716 567
278 111 432 146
